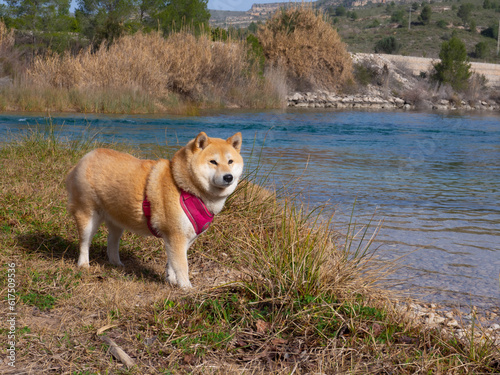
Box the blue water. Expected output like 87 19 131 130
1 110 499 309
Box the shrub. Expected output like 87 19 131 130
432 35 471 91
436 19 448 29
474 41 489 59
481 22 499 40
367 19 381 28
374 36 400 54
391 9 405 24
257 6 353 91
353 63 379 86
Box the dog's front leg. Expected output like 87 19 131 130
164 236 192 289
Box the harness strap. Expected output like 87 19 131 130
142 195 162 238
180 190 214 235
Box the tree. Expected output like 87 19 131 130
457 3 474 26
418 4 432 25
335 5 347 16
5 0 71 31
374 36 400 54
432 35 471 91
76 0 137 46
156 0 210 34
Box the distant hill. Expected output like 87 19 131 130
210 2 311 28
209 0 412 28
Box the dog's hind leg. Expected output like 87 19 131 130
106 220 124 267
75 210 102 268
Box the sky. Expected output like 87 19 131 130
62 0 301 13
207 0 298 12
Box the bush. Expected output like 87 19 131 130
474 41 489 59
481 22 499 40
367 19 381 28
257 6 353 91
374 36 400 54
391 9 405 24
436 19 448 29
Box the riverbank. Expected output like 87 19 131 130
1 129 499 373
287 52 500 112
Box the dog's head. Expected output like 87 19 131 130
189 132 244 198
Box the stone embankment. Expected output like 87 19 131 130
287 91 500 111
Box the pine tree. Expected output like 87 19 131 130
432 36 472 91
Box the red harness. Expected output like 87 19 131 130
142 191 213 238
179 190 214 235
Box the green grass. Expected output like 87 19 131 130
0 124 498 373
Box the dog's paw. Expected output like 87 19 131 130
110 260 124 267
166 270 177 286
178 281 193 289
77 261 90 268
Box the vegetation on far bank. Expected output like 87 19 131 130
3 1 499 114
1 127 499 373
0 5 356 114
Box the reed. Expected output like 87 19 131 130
18 31 285 113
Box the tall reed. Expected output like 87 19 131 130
24 31 285 112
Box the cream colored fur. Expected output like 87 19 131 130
66 132 243 288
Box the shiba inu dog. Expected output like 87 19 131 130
66 132 243 288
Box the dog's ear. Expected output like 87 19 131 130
227 132 242 153
193 132 209 151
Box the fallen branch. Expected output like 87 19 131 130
100 335 136 369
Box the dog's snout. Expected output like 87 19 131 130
223 174 233 183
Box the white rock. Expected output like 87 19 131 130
490 323 500 331
447 319 459 327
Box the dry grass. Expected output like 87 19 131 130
0 127 499 374
257 6 353 92
0 21 26 82
14 31 284 113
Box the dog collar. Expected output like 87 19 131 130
142 195 162 238
180 190 214 235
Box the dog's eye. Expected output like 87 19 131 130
228 160 233 165
210 160 218 165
